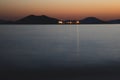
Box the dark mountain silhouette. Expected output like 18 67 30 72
15 15 59 24
0 19 14 24
1 15 120 24
80 17 106 24
0 20 6 24
107 19 120 24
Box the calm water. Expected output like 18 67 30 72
0 25 120 79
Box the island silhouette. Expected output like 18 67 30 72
16 15 59 24
80 17 106 24
0 15 120 24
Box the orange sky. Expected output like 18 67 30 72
0 0 120 20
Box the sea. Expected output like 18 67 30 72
0 25 120 80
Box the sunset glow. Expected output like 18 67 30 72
0 0 120 20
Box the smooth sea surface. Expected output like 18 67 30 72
0 25 120 80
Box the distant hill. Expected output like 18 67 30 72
107 19 120 24
0 20 6 24
15 15 59 24
0 20 13 24
1 15 120 24
80 17 106 24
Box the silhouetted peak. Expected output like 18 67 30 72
80 17 105 24
83 17 101 21
39 15 56 19
25 15 46 17
23 15 53 19
28 15 35 17
24 15 36 18
41 15 48 17
16 15 59 24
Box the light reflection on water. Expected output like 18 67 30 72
0 25 120 70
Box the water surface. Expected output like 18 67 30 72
0 25 120 79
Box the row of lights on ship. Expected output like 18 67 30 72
58 20 80 24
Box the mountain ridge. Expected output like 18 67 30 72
80 17 106 24
0 15 120 24
15 15 59 24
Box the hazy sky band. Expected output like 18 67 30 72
0 0 120 20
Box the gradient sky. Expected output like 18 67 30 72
0 0 120 20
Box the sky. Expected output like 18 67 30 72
0 0 120 20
